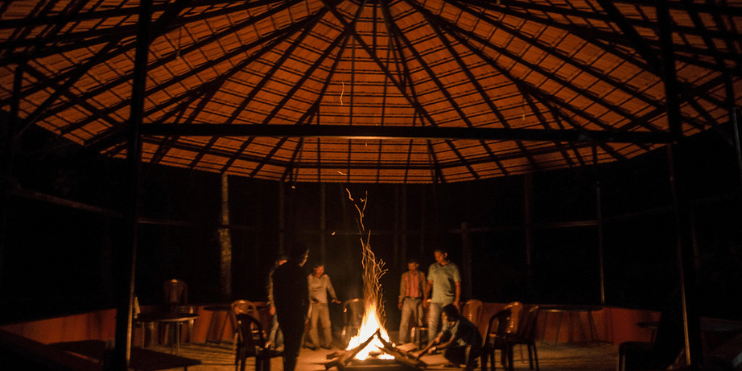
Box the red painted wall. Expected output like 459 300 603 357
1 302 658 346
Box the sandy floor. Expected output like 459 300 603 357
150 340 618 371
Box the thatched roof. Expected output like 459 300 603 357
1 0 740 183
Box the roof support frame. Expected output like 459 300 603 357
412 0 540 171
139 123 673 144
377 1 476 181
447 1 674 119
39 1 304 125
448 0 675 135
11 0 193 131
489 4 740 78
74 12 321 142
383 3 479 179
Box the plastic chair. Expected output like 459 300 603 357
410 299 431 349
462 299 484 327
235 313 283 371
505 305 540 370
502 301 523 336
341 299 364 346
230 300 260 352
482 308 512 371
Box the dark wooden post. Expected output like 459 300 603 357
524 173 534 295
593 145 606 305
657 0 702 367
219 173 233 300
0 63 23 288
113 0 151 369
320 183 326 261
461 222 472 300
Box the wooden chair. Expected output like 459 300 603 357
235 313 282 371
505 305 540 370
481 309 512 371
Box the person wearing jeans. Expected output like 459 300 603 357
423 248 461 345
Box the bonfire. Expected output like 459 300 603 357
324 191 426 371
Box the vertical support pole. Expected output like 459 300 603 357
0 63 23 289
420 186 426 256
320 183 326 262
593 145 606 306
524 172 534 296
723 78 741 191
461 222 472 301
394 185 401 268
401 185 408 263
657 0 702 367
113 0 152 369
279 182 285 254
731 105 742 193
218 173 232 300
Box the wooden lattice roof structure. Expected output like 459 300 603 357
1 0 741 183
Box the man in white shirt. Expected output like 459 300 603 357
306 263 340 350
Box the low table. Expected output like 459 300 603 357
52 340 201 371
202 305 231 345
135 312 199 355
539 305 603 344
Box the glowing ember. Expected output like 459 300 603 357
345 190 393 360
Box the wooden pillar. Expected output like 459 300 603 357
320 183 326 261
218 173 232 300
401 185 408 263
113 0 151 369
279 182 285 254
524 173 534 295
420 186 426 256
0 63 23 288
394 185 401 268
593 145 606 306
461 222 472 301
657 0 702 367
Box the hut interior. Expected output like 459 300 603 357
1 0 742 370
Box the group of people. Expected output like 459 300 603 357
268 245 479 371
398 248 481 370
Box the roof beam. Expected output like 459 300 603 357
139 123 673 144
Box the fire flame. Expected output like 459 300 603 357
346 302 393 360
345 190 393 360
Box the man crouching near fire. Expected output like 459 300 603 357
415 303 482 370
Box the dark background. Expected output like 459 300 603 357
2 124 741 329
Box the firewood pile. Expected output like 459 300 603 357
325 329 427 370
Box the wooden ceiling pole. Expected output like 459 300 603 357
0 63 23 298
656 0 702 368
113 0 152 369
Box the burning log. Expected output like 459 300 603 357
325 330 427 371
325 329 380 370
376 333 427 369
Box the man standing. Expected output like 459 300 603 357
423 248 461 346
306 263 341 350
415 304 481 370
272 245 309 371
398 258 425 344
